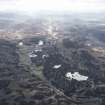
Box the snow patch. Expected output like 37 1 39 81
65 72 88 81
53 65 62 69
18 42 23 46
42 54 49 59
29 53 38 58
34 49 42 52
86 43 91 47
38 40 44 46
65 72 72 80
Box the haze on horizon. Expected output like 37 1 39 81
0 0 105 13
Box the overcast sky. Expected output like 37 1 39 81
0 0 105 13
